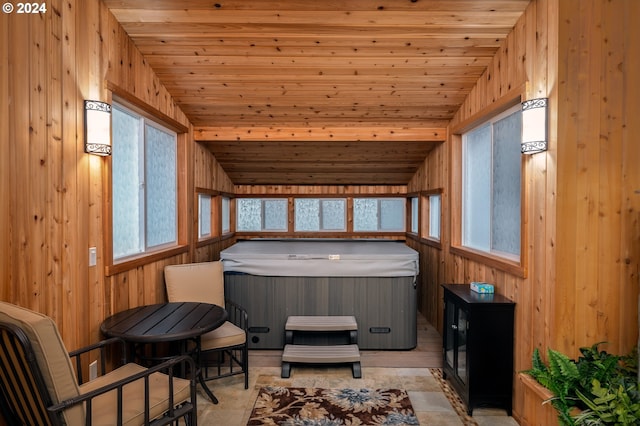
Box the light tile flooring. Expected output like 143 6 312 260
196 365 519 425
195 314 519 425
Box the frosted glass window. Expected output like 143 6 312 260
322 199 346 230
237 198 287 231
462 104 521 258
295 199 346 231
353 198 378 231
380 199 404 230
145 124 177 248
411 197 418 234
353 198 405 232
492 112 522 254
112 107 142 258
112 103 177 260
429 195 441 240
295 199 319 231
198 194 212 239
237 199 262 231
263 199 288 230
221 197 230 233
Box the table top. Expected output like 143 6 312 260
100 302 228 343
442 284 515 305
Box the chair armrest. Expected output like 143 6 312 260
225 298 248 332
68 337 127 385
48 355 196 423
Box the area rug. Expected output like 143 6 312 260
247 386 419 425
429 368 479 426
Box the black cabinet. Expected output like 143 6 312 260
442 284 515 415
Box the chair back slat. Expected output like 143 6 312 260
0 324 55 425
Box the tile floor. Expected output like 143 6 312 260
196 365 520 425
194 314 519 425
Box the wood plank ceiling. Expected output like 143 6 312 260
104 0 530 185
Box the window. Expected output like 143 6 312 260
221 196 230 234
236 198 288 231
353 198 405 232
112 104 178 260
461 104 521 259
294 198 346 231
410 197 419 234
198 194 212 239
428 194 441 240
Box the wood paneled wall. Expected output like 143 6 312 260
235 185 407 196
408 0 640 424
0 1 232 357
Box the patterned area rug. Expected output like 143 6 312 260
429 368 479 426
247 386 419 425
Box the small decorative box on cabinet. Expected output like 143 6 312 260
441 284 515 415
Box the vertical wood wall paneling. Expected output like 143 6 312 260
407 1 639 424
0 1 233 362
46 0 64 331
62 0 83 350
10 13 31 311
30 3 47 320
0 11 9 304
621 0 640 349
100 5 232 319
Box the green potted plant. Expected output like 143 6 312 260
524 343 639 425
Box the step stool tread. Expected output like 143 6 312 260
285 315 358 331
282 344 360 363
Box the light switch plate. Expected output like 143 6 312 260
89 247 97 267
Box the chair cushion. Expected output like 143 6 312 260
79 363 192 426
164 261 225 307
200 321 246 350
0 301 84 425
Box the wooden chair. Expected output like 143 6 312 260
0 301 197 426
164 261 249 391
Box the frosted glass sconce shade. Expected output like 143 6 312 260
84 100 112 156
521 98 548 154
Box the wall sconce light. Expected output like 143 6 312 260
521 97 548 154
84 100 112 156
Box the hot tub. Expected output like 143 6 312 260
221 239 419 350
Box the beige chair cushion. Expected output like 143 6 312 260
79 363 192 426
0 301 84 425
201 321 246 350
164 261 225 307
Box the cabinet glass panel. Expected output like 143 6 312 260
445 300 456 369
456 309 468 384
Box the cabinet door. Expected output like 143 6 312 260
444 299 456 371
455 307 468 385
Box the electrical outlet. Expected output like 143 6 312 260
89 360 98 381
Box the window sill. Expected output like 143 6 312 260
450 245 526 278
421 237 442 250
106 244 189 276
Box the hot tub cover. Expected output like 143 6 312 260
220 239 419 277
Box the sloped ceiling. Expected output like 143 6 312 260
105 0 530 184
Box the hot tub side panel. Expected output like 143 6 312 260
224 273 417 350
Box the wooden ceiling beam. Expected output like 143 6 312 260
195 126 446 142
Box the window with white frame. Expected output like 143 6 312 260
462 104 521 259
294 198 346 231
236 198 288 231
198 194 212 239
112 103 178 260
221 196 230 234
353 198 405 232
